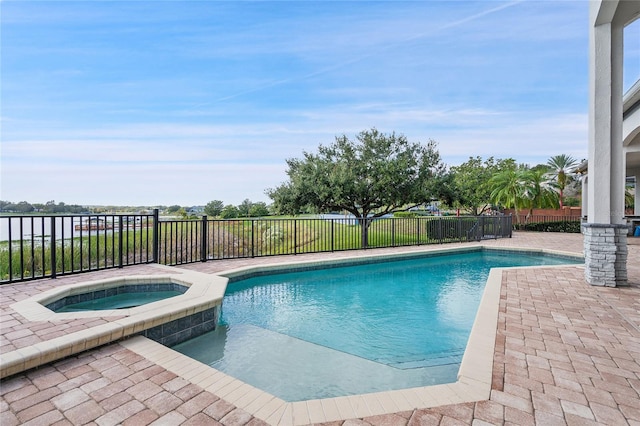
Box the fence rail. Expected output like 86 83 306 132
1 212 512 284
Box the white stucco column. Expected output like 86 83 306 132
585 0 628 287
588 2 626 224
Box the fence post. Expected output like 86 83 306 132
201 215 208 262
294 219 298 255
331 220 335 252
152 209 159 263
7 218 13 282
508 215 513 238
50 216 57 279
392 219 396 247
251 220 255 258
118 216 124 268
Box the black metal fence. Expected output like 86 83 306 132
1 212 512 284
1 212 157 283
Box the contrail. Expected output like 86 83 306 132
207 0 524 104
424 0 525 36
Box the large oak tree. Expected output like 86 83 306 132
267 128 444 247
450 156 513 215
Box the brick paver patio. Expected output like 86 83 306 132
1 232 639 425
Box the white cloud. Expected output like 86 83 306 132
433 113 588 166
1 108 588 206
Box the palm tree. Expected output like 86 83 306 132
626 184 635 213
546 154 577 208
489 168 524 223
520 168 560 220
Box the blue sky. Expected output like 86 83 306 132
1 1 639 207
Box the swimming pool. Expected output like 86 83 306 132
172 248 580 401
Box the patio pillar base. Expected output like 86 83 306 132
583 223 628 287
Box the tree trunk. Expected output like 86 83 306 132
359 217 372 248
514 206 521 225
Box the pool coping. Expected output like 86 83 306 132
120 245 584 425
2 269 228 379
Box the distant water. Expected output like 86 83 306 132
0 215 152 242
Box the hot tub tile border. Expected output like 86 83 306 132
44 282 189 312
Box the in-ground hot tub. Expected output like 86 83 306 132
45 281 189 312
3 270 228 379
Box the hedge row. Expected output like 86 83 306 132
514 220 581 233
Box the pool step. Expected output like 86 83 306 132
173 323 460 401
383 350 465 369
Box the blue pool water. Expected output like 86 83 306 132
172 249 580 401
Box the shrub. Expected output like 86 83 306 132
514 220 581 233
262 226 285 243
393 211 418 218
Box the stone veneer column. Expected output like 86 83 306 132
582 223 628 287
